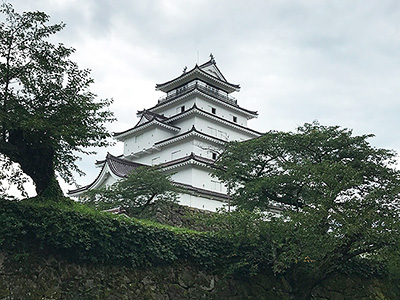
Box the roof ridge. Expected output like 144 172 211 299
155 61 239 91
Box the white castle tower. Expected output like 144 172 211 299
69 55 260 211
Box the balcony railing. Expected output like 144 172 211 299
158 80 238 106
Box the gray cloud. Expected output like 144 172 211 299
6 0 400 189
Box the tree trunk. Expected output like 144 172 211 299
284 263 332 300
5 129 64 198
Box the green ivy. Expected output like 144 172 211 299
0 198 237 270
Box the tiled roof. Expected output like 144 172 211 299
159 152 215 169
136 110 168 121
106 153 145 177
154 125 226 147
113 117 180 139
150 85 258 118
165 104 261 136
174 182 229 200
68 153 146 195
155 61 240 93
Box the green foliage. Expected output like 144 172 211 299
0 198 234 270
83 166 179 214
0 3 115 196
214 121 400 211
213 121 400 299
192 208 274 277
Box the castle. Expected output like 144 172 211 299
69 55 260 211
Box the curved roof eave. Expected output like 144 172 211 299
68 161 119 196
68 154 145 196
166 104 261 137
113 118 181 140
155 65 240 93
154 125 226 147
150 89 258 119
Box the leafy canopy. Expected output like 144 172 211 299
213 121 400 299
0 3 115 196
214 121 400 212
84 166 179 214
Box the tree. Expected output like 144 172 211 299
213 122 400 299
0 4 114 197
83 166 179 214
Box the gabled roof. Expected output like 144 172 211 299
113 115 180 140
68 153 145 195
155 59 240 93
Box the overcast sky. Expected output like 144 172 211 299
7 0 400 194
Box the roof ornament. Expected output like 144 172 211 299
210 53 216 64
183 66 187 73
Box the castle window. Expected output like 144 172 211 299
233 116 237 123
212 152 217 160
211 107 216 114
176 105 185 113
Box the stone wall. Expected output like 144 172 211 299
1 251 398 300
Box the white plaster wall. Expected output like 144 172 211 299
169 167 193 184
102 173 118 187
193 116 256 142
131 135 220 167
190 137 221 159
156 97 196 118
169 116 199 132
155 94 251 127
167 114 256 142
133 139 196 165
168 165 227 194
123 127 176 157
178 193 227 211
194 96 248 126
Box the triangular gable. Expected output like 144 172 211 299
199 61 227 82
135 110 167 127
136 114 153 126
